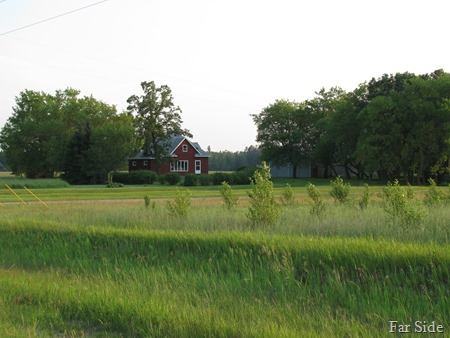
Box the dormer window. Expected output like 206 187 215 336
182 144 188 152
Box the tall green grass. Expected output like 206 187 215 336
0 222 449 337
0 184 449 336
2 202 449 243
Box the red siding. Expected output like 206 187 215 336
128 159 154 171
168 139 208 175
129 139 208 175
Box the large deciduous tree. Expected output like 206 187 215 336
252 99 319 178
62 96 137 184
253 70 450 183
63 112 137 184
357 71 450 183
0 88 136 181
127 81 192 173
0 89 73 178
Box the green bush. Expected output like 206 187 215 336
306 182 325 217
166 189 191 218
381 180 423 230
160 173 181 185
212 172 233 185
183 174 198 187
329 176 351 204
212 168 259 186
424 178 446 206
247 162 280 227
143 195 156 210
219 181 238 210
281 183 296 206
198 174 212 186
358 184 370 210
406 184 415 199
232 167 256 185
112 171 157 185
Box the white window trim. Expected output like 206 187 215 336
170 160 189 172
143 160 148 166
132 161 137 166
182 144 188 152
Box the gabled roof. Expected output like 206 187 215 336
169 136 210 157
129 136 210 159
191 142 209 157
129 150 153 160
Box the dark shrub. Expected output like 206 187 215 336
162 173 181 185
198 174 212 186
184 174 198 186
112 172 126 183
211 168 259 185
112 171 157 185
231 167 256 185
157 174 166 185
212 172 233 185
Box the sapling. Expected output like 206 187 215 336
306 182 325 217
424 178 445 206
358 184 370 210
281 183 296 206
329 176 351 204
167 189 191 218
219 181 238 210
381 180 423 230
247 162 280 227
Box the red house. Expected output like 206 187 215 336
128 136 209 175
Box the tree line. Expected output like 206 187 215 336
208 146 261 171
2 71 449 184
0 88 137 182
0 82 191 183
253 70 450 184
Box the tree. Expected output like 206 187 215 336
0 89 74 178
247 162 279 227
0 151 10 171
314 85 369 179
308 87 349 178
62 101 137 184
62 120 92 184
252 100 318 178
208 146 261 171
0 88 137 181
395 73 450 184
127 81 192 174
82 113 136 183
357 70 450 183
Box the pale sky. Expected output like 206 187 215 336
1 0 449 151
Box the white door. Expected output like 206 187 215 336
195 160 201 174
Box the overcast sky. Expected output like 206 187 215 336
1 0 449 151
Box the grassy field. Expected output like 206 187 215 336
0 175 433 204
0 180 449 337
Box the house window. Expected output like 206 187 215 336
182 144 188 152
132 161 137 167
170 160 188 172
143 160 148 166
